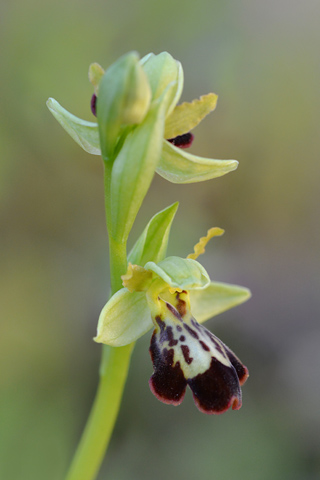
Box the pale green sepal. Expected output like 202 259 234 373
142 52 183 117
46 98 100 155
94 288 153 347
97 52 151 159
190 281 252 323
110 99 165 243
145 257 210 290
164 93 218 139
128 202 179 266
157 140 239 184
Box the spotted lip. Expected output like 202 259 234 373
149 299 248 414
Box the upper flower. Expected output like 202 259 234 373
47 51 238 184
95 221 250 414
47 52 241 244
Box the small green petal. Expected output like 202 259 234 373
95 288 152 346
110 98 165 243
164 93 218 139
190 281 251 323
46 98 100 155
157 140 238 184
145 257 210 290
142 52 183 117
128 202 179 266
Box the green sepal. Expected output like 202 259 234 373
109 98 165 243
128 202 179 266
189 281 251 323
95 289 152 347
157 140 239 184
142 52 183 117
97 52 151 160
144 256 210 290
46 98 100 155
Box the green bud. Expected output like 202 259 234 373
97 52 151 160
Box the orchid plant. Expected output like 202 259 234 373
47 51 251 480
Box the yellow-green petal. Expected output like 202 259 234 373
88 63 105 94
145 256 210 291
95 289 152 347
187 227 224 260
190 281 251 323
157 140 238 184
46 98 100 155
164 93 218 139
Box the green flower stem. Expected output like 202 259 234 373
65 343 134 480
65 162 134 480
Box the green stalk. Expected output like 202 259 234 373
65 344 134 480
65 161 134 480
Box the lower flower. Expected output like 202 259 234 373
149 291 248 414
95 223 251 415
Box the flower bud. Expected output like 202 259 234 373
97 52 151 160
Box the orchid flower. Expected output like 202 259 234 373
95 221 250 414
46 51 238 185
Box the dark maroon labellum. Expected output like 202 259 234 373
91 93 97 117
167 132 194 149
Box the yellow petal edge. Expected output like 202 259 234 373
187 227 224 260
164 93 218 139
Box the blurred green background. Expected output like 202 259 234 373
1 0 320 478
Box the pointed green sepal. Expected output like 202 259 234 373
94 289 153 347
97 52 151 160
110 99 165 243
157 140 239 184
164 93 218 139
128 202 179 265
190 281 251 323
142 52 183 117
46 98 100 155
144 256 210 290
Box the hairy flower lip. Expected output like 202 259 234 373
148 294 248 415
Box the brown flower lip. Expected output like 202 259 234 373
91 93 97 116
167 132 194 149
149 300 249 415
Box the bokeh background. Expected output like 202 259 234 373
1 0 320 479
